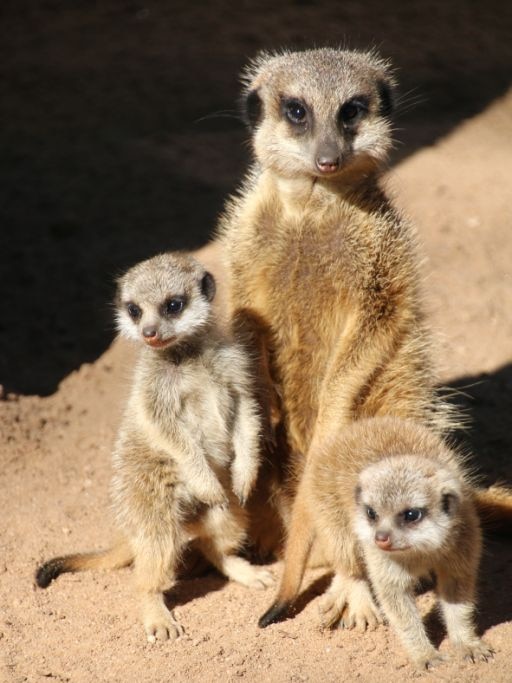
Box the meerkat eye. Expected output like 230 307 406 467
164 297 186 316
126 302 142 320
366 506 377 521
339 98 368 127
282 98 308 125
402 508 423 523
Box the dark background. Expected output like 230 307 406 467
1 0 511 396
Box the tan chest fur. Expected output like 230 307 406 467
223 174 421 456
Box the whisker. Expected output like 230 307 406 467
193 110 244 125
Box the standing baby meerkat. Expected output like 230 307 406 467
216 47 512 628
36 252 273 643
267 417 493 670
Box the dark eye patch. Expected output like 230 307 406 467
126 302 142 320
366 506 378 521
338 97 369 128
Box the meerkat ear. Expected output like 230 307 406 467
200 271 216 302
441 489 459 515
113 281 123 309
377 79 394 117
242 89 263 129
354 484 362 504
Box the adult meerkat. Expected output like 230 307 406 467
36 252 273 643
217 47 512 628
257 417 493 669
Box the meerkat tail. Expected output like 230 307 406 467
258 487 314 628
474 486 512 533
35 540 133 588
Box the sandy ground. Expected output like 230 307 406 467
2 3 512 682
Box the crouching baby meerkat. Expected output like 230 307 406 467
353 427 493 669
260 417 493 670
36 252 273 643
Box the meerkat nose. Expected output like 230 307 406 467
315 155 340 174
142 325 158 339
375 530 392 550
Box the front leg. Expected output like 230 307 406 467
232 308 281 442
315 510 382 631
140 421 227 508
231 387 262 505
437 570 494 663
179 443 228 508
371 578 443 670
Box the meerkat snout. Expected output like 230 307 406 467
374 529 392 550
142 325 158 339
368 505 426 552
315 142 340 174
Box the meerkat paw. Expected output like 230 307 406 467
456 639 494 663
337 599 382 632
144 607 184 644
318 576 382 631
231 469 256 507
241 565 275 590
223 556 275 589
195 484 228 509
412 650 447 671
318 591 346 628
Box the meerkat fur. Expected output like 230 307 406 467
217 47 512 628
352 420 493 669
264 417 493 670
36 252 273 643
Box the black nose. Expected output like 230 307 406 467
142 325 157 338
315 155 340 174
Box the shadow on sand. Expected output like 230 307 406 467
2 1 511 394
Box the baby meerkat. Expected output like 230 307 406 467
354 449 493 669
36 252 273 643
218 47 512 626
261 417 493 670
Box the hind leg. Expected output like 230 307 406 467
133 535 185 643
113 442 187 642
198 505 274 589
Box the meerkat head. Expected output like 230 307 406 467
353 455 462 556
241 47 395 180
115 253 216 350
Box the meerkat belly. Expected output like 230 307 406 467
180 375 234 467
244 215 353 453
143 368 234 468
